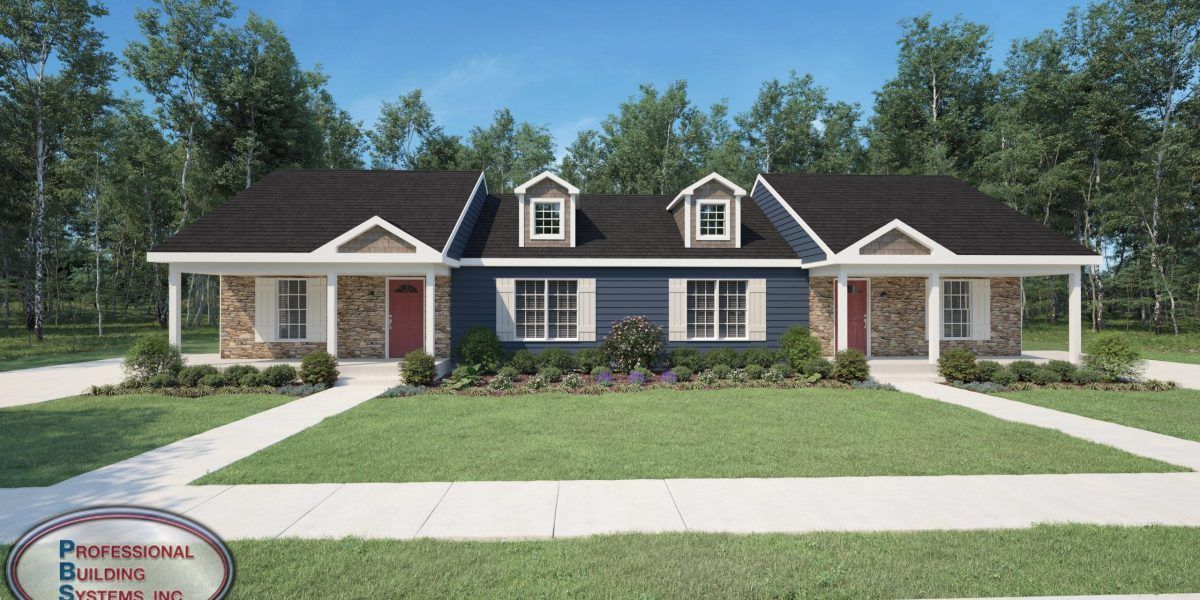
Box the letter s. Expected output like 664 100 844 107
58 584 73 600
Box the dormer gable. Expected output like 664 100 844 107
667 173 747 249
515 171 579 248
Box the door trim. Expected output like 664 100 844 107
385 276 425 359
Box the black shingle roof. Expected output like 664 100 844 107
152 170 482 253
761 174 1097 256
461 194 797 258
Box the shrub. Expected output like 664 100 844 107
832 350 870 382
669 347 705 371
697 369 720 385
239 373 266 387
400 350 437 386
741 347 778 368
590 365 612 378
300 350 339 387
771 362 796 377
729 368 750 383
659 371 678 384
594 371 614 387
456 326 503 373
488 374 514 391
975 360 1003 383
537 348 577 372
744 364 766 380
601 316 664 371
626 370 647 386
563 373 585 389
574 348 607 372
937 348 977 382
763 366 786 384
710 364 733 380
378 384 425 397
991 367 1018 387
854 379 899 391
261 364 298 387
779 326 823 368
1032 367 1061 386
527 373 550 390
633 366 655 380
279 383 326 396
497 366 520 380
538 366 563 383
198 373 226 388
671 366 693 382
1044 360 1077 382
223 364 259 382
1008 360 1039 382
146 373 179 388
953 381 1006 393
1072 368 1105 384
123 336 183 380
179 364 220 387
705 348 742 369
1084 333 1145 381
798 358 832 380
507 350 538 375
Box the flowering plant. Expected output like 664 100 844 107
600 316 664 372
595 371 614 387
659 370 678 384
626 370 647 386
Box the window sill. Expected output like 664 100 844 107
530 234 565 241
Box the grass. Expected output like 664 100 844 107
198 388 1181 484
999 388 1200 443
0 393 292 487
0 525 1182 599
0 320 218 372
1024 320 1200 364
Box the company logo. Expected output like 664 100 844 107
5 507 234 600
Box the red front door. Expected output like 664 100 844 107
845 279 868 354
388 279 424 358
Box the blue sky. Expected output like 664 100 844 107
98 0 1081 151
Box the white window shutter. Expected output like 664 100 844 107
254 278 276 342
668 279 687 341
972 279 991 340
577 278 596 341
495 278 516 341
747 278 767 341
306 277 326 342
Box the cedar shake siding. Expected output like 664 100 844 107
522 179 572 248
451 267 808 354
688 181 738 249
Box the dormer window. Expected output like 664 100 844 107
697 200 730 240
532 198 564 239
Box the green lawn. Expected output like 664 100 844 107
0 321 218 372
0 393 292 487
1000 388 1200 443
1024 320 1200 364
198 388 1181 484
147 526 1200 598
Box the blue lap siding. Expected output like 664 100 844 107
445 177 488 260
451 267 808 354
752 182 826 262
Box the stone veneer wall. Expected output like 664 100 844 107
220 275 325 359
435 275 451 358
807 276 1022 357
337 276 385 358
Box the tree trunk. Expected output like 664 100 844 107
31 87 46 342
94 154 103 337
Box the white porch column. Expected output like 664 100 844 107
326 273 338 356
927 272 941 364
835 271 849 353
1069 269 1082 364
424 273 436 356
168 265 182 350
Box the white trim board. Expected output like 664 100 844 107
514 171 580 195
441 171 487 259
695 199 732 241
667 172 747 211
841 219 954 258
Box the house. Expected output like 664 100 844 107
147 169 1100 372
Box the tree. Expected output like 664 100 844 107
560 129 609 193
307 68 364 168
368 90 436 169
0 0 114 340
463 108 554 191
598 81 706 194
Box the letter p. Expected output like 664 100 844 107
58 540 75 559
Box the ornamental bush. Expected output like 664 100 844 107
1044 360 1078 382
669 347 704 371
1032 366 1061 386
507 350 538 375
601 316 664 372
223 364 259 382
710 364 734 380
261 364 298 387
671 366 693 382
658 371 678 384
1071 368 1105 384
741 348 779 368
991 367 1018 387
1084 334 1145 381
198 373 226 388
798 358 832 380
771 362 796 377
937 348 977 382
497 366 520 380
400 350 437 386
300 350 339 387
574 348 607 373
744 364 766 380
240 373 267 386
590 365 612 378
145 373 179 388
123 336 183 380
832 350 870 382
779 326 823 368
456 326 503 373
538 366 563 383
179 364 220 387
705 348 742 369
975 360 1003 383
1008 360 1039 382
563 373 585 389
537 348 577 372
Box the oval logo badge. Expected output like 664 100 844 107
5 507 233 600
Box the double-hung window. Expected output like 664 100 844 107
515 279 578 340
697 200 729 240
686 280 747 340
277 279 307 340
943 280 972 339
532 199 563 239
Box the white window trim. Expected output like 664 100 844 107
941 278 972 340
696 199 731 241
515 278 579 342
530 198 565 240
686 279 749 341
277 278 310 342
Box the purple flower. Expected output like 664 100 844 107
595 371 614 386
659 371 678 384
627 371 647 385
